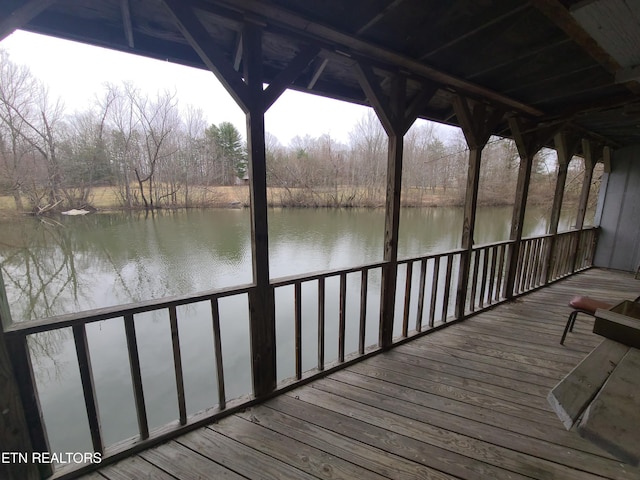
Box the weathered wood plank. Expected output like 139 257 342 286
345 361 562 427
547 339 629 429
210 414 391 480
577 348 640 466
271 393 531 480
178 424 318 479
140 440 245 479
316 374 628 476
98 455 177 480
288 386 610 480
593 304 640 348
238 405 458 480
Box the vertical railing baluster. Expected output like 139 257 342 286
124 314 149 439
338 273 346 363
479 248 489 308
294 282 302 380
487 246 497 305
415 259 427 332
429 257 440 327
358 269 368 355
470 249 480 312
516 240 527 294
318 278 325 371
169 306 187 424
533 238 542 287
535 238 544 287
496 243 506 301
5 335 53 479
525 240 535 290
441 254 453 322
210 299 226 409
72 324 103 454
402 262 412 337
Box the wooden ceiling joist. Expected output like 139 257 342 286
420 3 530 60
120 0 135 49
355 0 406 35
209 0 543 116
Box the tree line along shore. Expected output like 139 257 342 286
0 50 598 217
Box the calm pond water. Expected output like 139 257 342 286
0 205 580 454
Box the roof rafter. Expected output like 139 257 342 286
120 0 134 49
208 0 543 116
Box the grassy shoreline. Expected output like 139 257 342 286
0 184 562 218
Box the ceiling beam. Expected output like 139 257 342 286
355 0 406 35
120 0 134 49
466 38 571 80
208 0 543 117
421 3 530 59
0 0 54 41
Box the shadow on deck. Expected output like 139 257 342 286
81 268 640 480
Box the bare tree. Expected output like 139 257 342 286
126 84 179 210
0 50 40 210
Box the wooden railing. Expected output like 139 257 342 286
1 227 598 479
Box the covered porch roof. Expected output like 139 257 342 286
2 0 640 150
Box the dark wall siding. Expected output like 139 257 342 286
594 144 640 272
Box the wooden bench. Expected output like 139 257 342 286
549 302 640 465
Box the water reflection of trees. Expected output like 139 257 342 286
1 218 83 321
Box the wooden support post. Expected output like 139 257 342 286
576 139 598 230
571 139 599 272
164 4 318 396
504 117 559 298
0 271 44 480
452 97 503 319
243 22 276 397
379 77 405 348
355 64 438 347
544 131 580 282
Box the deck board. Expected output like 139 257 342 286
86 268 640 480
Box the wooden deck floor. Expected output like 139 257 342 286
82 268 640 480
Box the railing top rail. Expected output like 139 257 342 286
270 260 388 287
469 239 513 250
521 226 598 242
397 247 466 265
5 283 254 336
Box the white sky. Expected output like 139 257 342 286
0 30 378 146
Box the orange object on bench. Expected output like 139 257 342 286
560 296 613 345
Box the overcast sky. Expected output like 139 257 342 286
0 30 381 146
